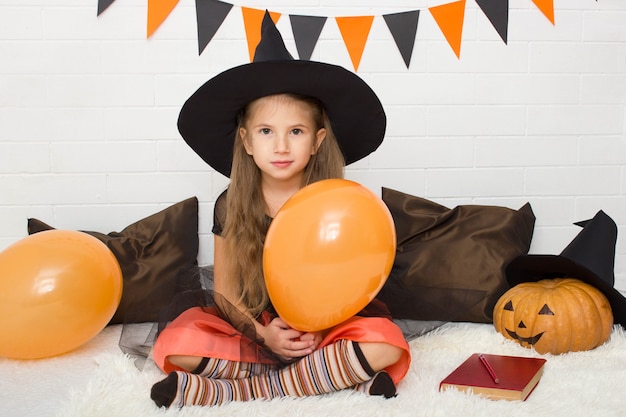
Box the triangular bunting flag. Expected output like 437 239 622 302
195 0 232 55
383 10 420 68
97 0 116 16
476 0 508 44
335 15 374 71
429 0 466 59
147 0 180 38
290 15 327 61
242 8 281 62
532 0 555 25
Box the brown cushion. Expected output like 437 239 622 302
27 197 200 324
377 188 535 323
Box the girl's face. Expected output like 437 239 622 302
240 94 326 185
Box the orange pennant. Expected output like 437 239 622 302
532 0 555 25
242 8 281 62
429 0 466 59
335 16 374 71
147 0 180 38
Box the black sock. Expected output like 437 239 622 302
150 372 179 408
352 342 397 398
368 371 397 398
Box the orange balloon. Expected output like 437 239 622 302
263 179 396 332
0 230 123 359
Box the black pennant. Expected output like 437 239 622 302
383 10 420 68
97 0 116 16
290 15 327 61
196 0 233 55
476 0 509 44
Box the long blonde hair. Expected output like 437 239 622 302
222 93 345 317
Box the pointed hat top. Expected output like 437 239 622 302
253 11 293 62
506 210 625 327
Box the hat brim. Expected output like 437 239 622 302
178 60 386 177
506 255 626 326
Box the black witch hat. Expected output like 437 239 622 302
506 210 625 327
177 11 386 177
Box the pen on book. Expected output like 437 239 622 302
479 354 500 384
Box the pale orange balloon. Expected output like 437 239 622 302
0 230 123 359
263 179 396 332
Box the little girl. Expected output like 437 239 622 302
150 12 411 408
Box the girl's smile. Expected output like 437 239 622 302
271 160 294 168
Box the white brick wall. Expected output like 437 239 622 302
1 0 625 291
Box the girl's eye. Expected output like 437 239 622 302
260 128 271 135
291 128 302 135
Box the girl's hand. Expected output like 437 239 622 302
298 331 323 352
261 317 316 359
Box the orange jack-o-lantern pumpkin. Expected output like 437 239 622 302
493 278 613 354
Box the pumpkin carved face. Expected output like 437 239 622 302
493 278 613 354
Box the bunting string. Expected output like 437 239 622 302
96 0 561 70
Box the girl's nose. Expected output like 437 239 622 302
274 134 289 153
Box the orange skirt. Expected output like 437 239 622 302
152 306 411 384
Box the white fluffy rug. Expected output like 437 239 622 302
3 322 626 417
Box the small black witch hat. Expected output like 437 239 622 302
506 210 625 327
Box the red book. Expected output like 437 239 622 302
439 353 547 401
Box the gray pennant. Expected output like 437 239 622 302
289 15 327 61
196 0 233 55
476 0 509 44
383 10 420 68
97 0 116 16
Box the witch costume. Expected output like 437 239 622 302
149 11 411 401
